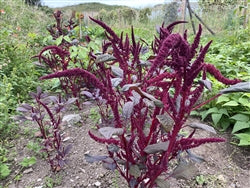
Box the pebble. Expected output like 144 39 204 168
23 168 33 174
94 181 101 187
63 136 71 142
33 186 43 188
37 178 42 182
217 174 227 183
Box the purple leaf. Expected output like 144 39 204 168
102 157 116 171
122 101 134 119
143 141 169 154
64 144 73 155
84 154 108 163
111 78 123 87
199 79 212 91
47 96 58 103
140 46 149 55
156 114 174 132
107 144 120 153
66 98 78 105
140 90 164 108
121 83 141 92
98 127 124 139
186 150 205 163
155 178 170 188
16 106 30 112
95 54 116 63
81 91 94 98
129 164 141 178
129 90 141 105
111 66 123 78
29 92 37 99
37 86 42 96
139 60 152 67
188 122 216 134
33 61 46 67
171 162 198 180
220 82 250 94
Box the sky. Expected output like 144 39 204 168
41 0 167 8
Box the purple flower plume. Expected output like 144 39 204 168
205 64 241 85
40 68 107 94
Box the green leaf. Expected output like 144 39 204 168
238 97 249 106
212 113 222 126
190 111 200 116
219 118 231 131
20 156 36 167
63 35 71 43
233 132 250 146
232 121 250 134
230 114 249 122
218 108 229 116
222 101 239 107
0 164 11 179
55 35 63 46
216 95 230 104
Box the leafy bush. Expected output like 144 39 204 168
194 29 250 146
39 17 242 187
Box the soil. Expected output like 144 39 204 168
2 104 250 188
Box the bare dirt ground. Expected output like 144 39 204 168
2 104 250 188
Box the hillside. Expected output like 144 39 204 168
59 2 130 12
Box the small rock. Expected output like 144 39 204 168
23 168 33 174
217 174 227 183
94 181 101 187
70 179 74 182
34 131 43 138
34 186 43 188
63 137 71 142
37 178 42 182
62 114 81 125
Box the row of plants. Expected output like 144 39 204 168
0 0 54 182
15 10 248 188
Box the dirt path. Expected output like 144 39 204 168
3 105 250 188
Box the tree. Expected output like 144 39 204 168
24 0 41 6
198 0 237 11
139 8 152 23
163 2 179 25
121 8 136 25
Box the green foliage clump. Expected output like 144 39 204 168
196 29 250 146
0 1 52 181
139 8 151 23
